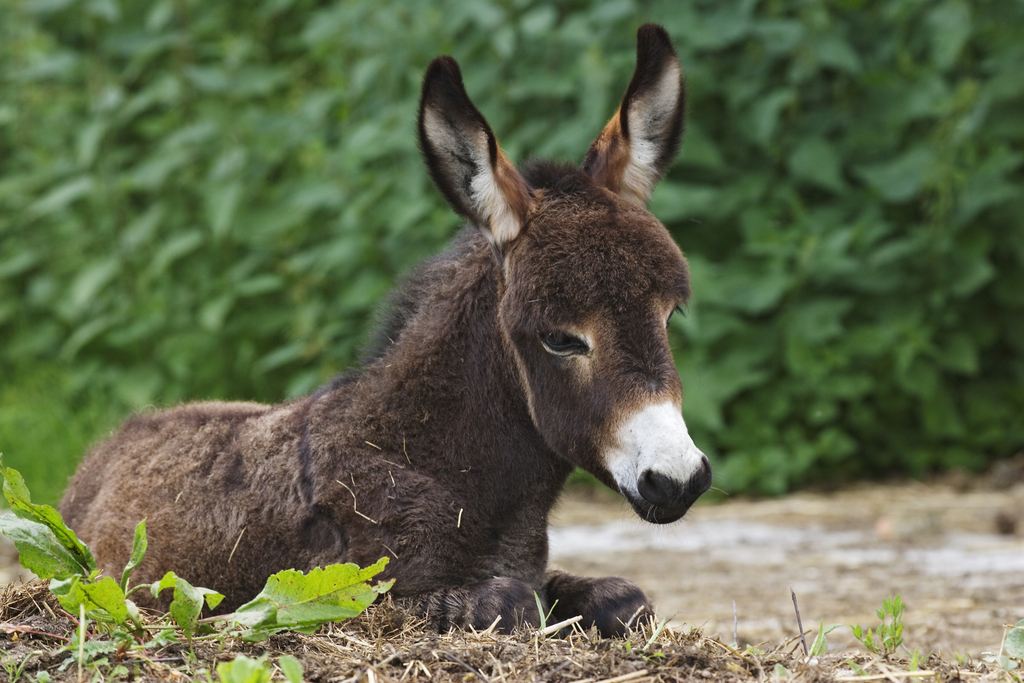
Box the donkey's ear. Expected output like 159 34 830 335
418 56 531 250
583 24 685 206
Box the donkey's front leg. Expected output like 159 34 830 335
408 577 541 634
544 570 653 637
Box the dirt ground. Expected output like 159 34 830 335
550 476 1024 658
0 580 1008 682
1 474 1022 680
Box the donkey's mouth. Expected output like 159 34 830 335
622 492 699 524
619 462 712 524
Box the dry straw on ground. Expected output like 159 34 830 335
0 580 1006 682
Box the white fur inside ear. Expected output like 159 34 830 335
470 163 521 246
422 107 469 166
422 108 523 246
622 60 681 205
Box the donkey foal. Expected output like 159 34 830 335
61 24 711 637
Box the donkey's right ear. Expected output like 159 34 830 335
582 25 685 206
418 57 532 251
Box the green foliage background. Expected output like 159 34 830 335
1 0 1022 503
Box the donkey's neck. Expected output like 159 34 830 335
320 229 572 511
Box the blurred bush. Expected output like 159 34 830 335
1 0 1021 498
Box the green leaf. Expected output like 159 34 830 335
151 571 225 637
0 250 41 279
28 176 94 216
51 575 129 623
810 32 862 74
650 182 721 222
120 519 148 590
856 148 936 202
747 89 794 147
789 138 845 192
66 258 119 317
1006 625 1024 660
927 1 972 69
151 231 204 274
785 298 852 345
207 182 243 239
809 623 841 656
217 655 273 683
76 120 106 167
0 463 94 578
277 655 304 683
0 514 89 581
934 334 978 375
951 256 995 297
231 558 393 641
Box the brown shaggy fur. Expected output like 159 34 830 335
61 24 702 636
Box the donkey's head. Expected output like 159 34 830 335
418 25 709 523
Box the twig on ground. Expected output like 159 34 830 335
622 605 647 632
790 587 808 658
478 614 502 637
539 615 582 637
0 622 70 641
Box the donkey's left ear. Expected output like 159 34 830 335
583 24 685 206
418 56 532 251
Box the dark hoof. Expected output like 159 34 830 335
588 578 652 637
465 577 540 633
548 574 653 638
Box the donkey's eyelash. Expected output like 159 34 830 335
540 331 590 356
666 304 686 326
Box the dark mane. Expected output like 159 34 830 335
359 226 482 365
520 160 610 204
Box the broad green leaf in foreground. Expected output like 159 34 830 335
0 461 94 579
1006 622 1024 660
277 655 304 683
50 575 129 624
152 571 225 637
216 654 272 683
0 514 88 581
231 557 393 640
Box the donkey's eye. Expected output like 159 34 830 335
540 331 590 357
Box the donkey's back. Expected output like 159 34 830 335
60 399 320 605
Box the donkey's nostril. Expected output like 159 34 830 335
638 469 679 507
